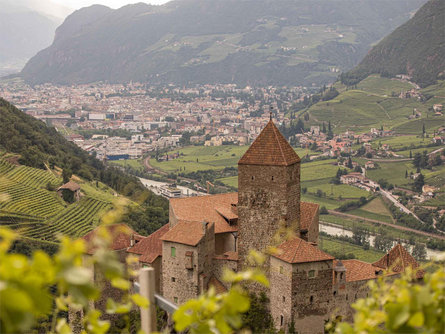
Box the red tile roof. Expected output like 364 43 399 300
300 202 319 230
208 276 227 294
127 224 169 263
238 120 300 166
58 181 81 191
215 206 238 221
273 237 334 264
335 259 383 282
373 243 423 279
213 251 238 262
82 224 143 255
160 221 213 246
170 193 238 234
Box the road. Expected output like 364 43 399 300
327 210 445 241
379 189 416 217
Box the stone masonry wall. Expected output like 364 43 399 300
270 257 293 332
237 163 300 273
291 261 333 334
162 223 215 305
215 232 236 255
308 207 319 244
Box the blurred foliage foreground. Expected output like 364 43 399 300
0 200 443 334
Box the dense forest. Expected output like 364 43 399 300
0 98 168 236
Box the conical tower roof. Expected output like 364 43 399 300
239 120 300 166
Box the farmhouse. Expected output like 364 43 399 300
57 181 81 202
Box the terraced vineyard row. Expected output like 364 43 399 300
0 177 64 218
24 197 112 242
0 159 14 174
5 163 60 189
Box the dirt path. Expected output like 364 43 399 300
328 210 445 241
144 156 167 175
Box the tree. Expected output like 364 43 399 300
242 292 275 333
411 243 427 261
413 153 423 169
413 173 425 192
352 226 369 247
374 231 393 252
433 154 442 166
347 157 353 169
320 206 329 215
62 168 72 184
328 266 444 334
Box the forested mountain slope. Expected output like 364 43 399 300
20 0 425 86
342 0 445 87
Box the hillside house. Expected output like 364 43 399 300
57 181 81 202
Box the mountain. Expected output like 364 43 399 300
20 0 426 86
0 0 72 76
342 0 445 87
0 98 168 239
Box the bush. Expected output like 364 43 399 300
320 206 329 215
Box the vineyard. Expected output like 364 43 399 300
0 155 113 242
22 197 111 242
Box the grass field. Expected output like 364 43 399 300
361 197 392 217
151 145 319 174
356 75 413 96
319 235 384 262
347 208 394 224
365 161 416 187
392 118 445 135
215 158 370 205
109 159 145 172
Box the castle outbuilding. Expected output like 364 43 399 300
84 119 422 333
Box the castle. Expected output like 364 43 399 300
84 119 421 333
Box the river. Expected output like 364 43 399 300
320 222 445 261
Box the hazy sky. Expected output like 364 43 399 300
52 0 170 10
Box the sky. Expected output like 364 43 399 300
52 0 170 10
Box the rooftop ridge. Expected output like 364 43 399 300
238 120 300 166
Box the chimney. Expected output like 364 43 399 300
130 234 135 247
202 221 208 234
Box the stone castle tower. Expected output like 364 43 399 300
237 119 301 268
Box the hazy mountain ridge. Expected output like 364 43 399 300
0 0 72 76
342 0 445 87
21 0 426 86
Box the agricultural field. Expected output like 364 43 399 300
214 158 370 207
319 235 384 263
109 159 145 172
356 75 413 96
150 145 320 174
392 118 445 135
306 75 445 134
21 197 111 242
365 161 416 187
150 145 248 173
0 155 115 242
